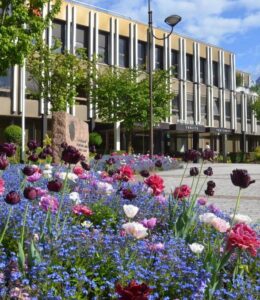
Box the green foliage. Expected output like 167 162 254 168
4 124 22 144
43 134 52 146
254 146 260 161
251 84 260 120
0 0 61 75
236 73 243 87
89 132 103 146
26 41 94 112
92 66 173 134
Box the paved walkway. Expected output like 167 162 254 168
159 163 260 222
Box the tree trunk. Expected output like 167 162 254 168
126 130 133 154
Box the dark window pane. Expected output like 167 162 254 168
76 25 88 52
237 103 241 119
225 64 230 89
213 97 220 118
201 96 207 114
119 36 129 67
0 68 11 89
186 54 193 81
172 94 179 111
98 31 109 64
213 61 219 87
187 94 194 117
247 100 252 120
225 101 231 118
138 41 146 67
200 58 206 83
171 50 178 77
155 46 163 70
52 20 66 53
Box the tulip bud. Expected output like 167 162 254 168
5 191 21 205
47 179 63 192
0 155 9 170
23 186 37 200
22 166 36 176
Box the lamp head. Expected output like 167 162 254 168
164 15 182 28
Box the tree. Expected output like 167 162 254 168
92 66 173 151
0 0 61 75
26 40 94 112
251 84 260 120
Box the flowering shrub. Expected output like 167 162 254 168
0 144 259 299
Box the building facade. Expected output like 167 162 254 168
0 0 259 156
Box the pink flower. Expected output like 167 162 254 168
27 171 42 182
117 165 134 181
72 204 93 216
39 195 59 213
210 217 230 233
173 185 191 200
227 223 260 256
0 178 5 195
78 172 90 179
141 217 157 229
73 166 84 176
148 242 165 252
35 187 48 197
144 174 164 195
197 198 207 205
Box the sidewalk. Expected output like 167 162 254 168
159 163 260 222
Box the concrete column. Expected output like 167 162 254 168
114 122 121 151
114 18 120 150
12 65 18 113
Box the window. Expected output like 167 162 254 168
225 64 230 90
201 96 207 115
186 54 193 81
213 97 220 119
225 101 231 119
138 41 146 67
213 61 219 87
52 20 66 53
171 50 179 77
98 31 109 64
172 94 180 112
119 36 129 68
0 68 11 89
200 58 206 84
247 100 252 120
75 25 88 54
236 103 241 119
187 94 194 117
155 46 163 70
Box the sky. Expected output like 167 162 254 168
79 0 260 82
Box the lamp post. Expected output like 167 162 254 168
148 0 181 156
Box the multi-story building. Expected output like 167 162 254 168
0 0 259 156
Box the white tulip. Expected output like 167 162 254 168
189 243 204 254
56 172 78 182
95 181 114 195
81 221 93 228
69 192 81 204
199 213 216 224
42 169 52 179
44 164 53 170
123 204 139 219
122 222 148 239
230 213 252 224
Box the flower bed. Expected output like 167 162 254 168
0 144 259 299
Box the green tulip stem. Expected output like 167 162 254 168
231 188 242 227
21 202 30 245
0 206 13 244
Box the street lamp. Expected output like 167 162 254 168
148 0 181 156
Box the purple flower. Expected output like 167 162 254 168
202 149 214 161
140 170 150 178
27 171 42 182
28 153 38 162
141 217 157 229
27 140 39 151
61 145 81 164
0 155 9 170
43 145 53 156
148 242 165 252
23 186 37 200
204 167 213 176
22 166 36 176
190 167 199 176
47 179 63 192
0 143 16 157
155 160 162 168
183 149 200 162
5 191 21 205
208 204 220 214
106 158 115 165
81 161 91 171
122 188 137 200
230 169 255 189
38 152 47 159
39 195 59 213
197 198 207 205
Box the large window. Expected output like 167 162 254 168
213 61 219 87
138 41 146 67
75 25 88 54
213 97 220 119
98 31 109 64
171 50 179 77
172 94 180 112
237 103 241 119
186 54 193 81
187 94 194 118
155 46 163 70
224 64 230 90
247 99 252 120
201 96 207 115
200 58 206 84
225 101 231 119
119 36 129 68
52 20 66 53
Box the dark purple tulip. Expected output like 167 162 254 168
61 142 68 149
207 180 216 189
140 170 150 178
43 145 53 156
205 187 214 196
38 152 47 159
81 161 91 171
94 153 102 160
23 186 37 200
190 167 199 176
47 179 63 192
5 191 21 205
106 158 115 165
183 149 201 162
80 155 86 161
122 188 137 200
22 166 36 176
0 143 16 157
61 145 81 164
28 153 38 162
155 160 162 168
202 149 214 161
230 169 255 189
27 140 39 151
204 167 213 176
0 155 9 170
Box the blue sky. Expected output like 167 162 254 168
80 0 260 82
